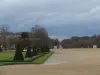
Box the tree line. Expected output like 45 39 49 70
0 25 56 50
0 25 57 61
61 35 100 48
1 24 100 51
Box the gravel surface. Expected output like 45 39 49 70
1 49 100 75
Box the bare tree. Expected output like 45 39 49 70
0 24 9 50
31 25 50 54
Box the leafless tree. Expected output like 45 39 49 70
0 24 9 50
31 25 50 53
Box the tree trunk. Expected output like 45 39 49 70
25 47 32 58
0 46 3 52
14 44 24 61
32 47 37 56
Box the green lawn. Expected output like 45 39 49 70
0 52 15 60
0 51 26 60
0 51 54 66
33 52 54 64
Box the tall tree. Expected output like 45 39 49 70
31 25 50 53
54 38 60 48
0 24 9 50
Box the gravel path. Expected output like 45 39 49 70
44 49 67 65
1 49 100 75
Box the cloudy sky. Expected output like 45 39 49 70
0 0 100 38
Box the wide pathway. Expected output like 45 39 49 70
44 49 67 65
1 49 100 75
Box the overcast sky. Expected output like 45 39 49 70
0 0 100 38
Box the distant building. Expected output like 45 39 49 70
93 45 97 48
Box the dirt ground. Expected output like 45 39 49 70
1 48 100 75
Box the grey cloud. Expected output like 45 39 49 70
0 0 100 34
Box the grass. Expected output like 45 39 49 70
0 51 26 60
0 52 14 60
33 51 54 64
0 51 54 66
